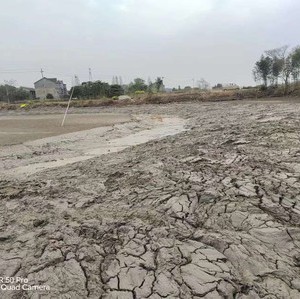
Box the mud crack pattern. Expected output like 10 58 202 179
1 99 300 298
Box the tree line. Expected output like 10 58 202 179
72 77 164 99
253 45 300 93
0 84 31 103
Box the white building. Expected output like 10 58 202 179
34 77 68 99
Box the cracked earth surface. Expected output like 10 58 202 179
1 99 300 298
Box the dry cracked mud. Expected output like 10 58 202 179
1 98 300 298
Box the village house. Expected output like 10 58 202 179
34 77 68 99
20 87 36 99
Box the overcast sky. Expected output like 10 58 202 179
0 0 299 89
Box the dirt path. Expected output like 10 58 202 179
1 99 300 298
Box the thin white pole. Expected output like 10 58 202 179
61 87 74 127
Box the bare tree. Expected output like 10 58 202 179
74 75 80 87
265 45 288 59
4 79 17 104
155 77 164 92
197 78 210 90
281 54 293 93
265 46 288 86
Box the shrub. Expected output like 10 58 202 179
46 93 54 99
135 90 145 95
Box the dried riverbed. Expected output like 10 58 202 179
1 98 300 298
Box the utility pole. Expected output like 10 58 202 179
89 68 93 82
40 68 44 78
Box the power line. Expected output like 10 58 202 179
46 72 73 79
0 70 40 74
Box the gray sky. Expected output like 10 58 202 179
0 0 299 89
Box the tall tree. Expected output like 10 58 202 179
263 45 300 92
271 57 284 86
265 46 287 86
155 77 164 92
128 78 148 93
0 83 30 103
253 55 272 87
109 84 124 97
73 81 110 99
291 46 300 83
280 53 295 94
